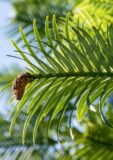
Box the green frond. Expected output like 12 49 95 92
71 109 113 160
72 0 113 30
8 0 72 44
0 113 65 160
1 107 113 159
7 14 113 143
7 0 113 44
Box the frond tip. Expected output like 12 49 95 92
8 14 113 143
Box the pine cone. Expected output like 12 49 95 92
12 72 35 100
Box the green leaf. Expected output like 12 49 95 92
7 13 113 143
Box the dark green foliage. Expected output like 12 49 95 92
8 0 113 44
2 1 113 159
7 13 113 144
8 0 73 44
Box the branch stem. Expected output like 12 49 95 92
34 72 113 79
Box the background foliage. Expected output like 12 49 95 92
1 0 113 159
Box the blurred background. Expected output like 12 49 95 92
0 1 17 67
0 0 113 160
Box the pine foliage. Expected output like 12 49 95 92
8 13 113 143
